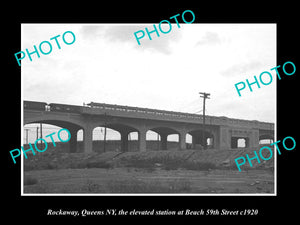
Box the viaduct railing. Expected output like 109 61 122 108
24 101 274 130
82 102 274 130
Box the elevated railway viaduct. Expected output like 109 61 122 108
24 101 274 153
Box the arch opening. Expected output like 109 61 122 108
231 137 249 148
259 134 274 145
92 123 139 152
147 127 180 150
23 123 82 153
187 129 214 150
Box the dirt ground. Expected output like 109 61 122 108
23 167 274 194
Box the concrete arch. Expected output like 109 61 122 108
91 123 140 152
106 123 139 134
148 126 180 135
24 120 83 153
187 128 215 149
90 120 141 133
24 114 85 130
146 126 183 150
25 119 83 130
24 110 89 153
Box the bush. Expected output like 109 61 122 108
80 180 103 193
123 157 156 172
86 161 113 169
162 160 182 170
120 154 217 172
181 161 217 171
45 162 58 170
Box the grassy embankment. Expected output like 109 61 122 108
23 143 275 194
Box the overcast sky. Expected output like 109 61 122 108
22 23 276 123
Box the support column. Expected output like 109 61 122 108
83 126 93 153
69 128 78 153
217 126 230 150
245 137 250 148
249 129 259 148
160 134 168 150
210 130 217 149
138 128 147 152
191 135 197 148
121 132 129 152
179 130 186 150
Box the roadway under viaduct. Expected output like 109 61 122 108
23 102 275 153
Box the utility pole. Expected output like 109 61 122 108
40 123 43 149
199 92 210 150
36 126 39 142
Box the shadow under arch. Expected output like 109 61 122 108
147 126 180 150
187 128 215 150
92 122 140 152
24 119 84 153
259 134 274 144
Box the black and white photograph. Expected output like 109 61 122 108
4 4 298 224
21 23 276 195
